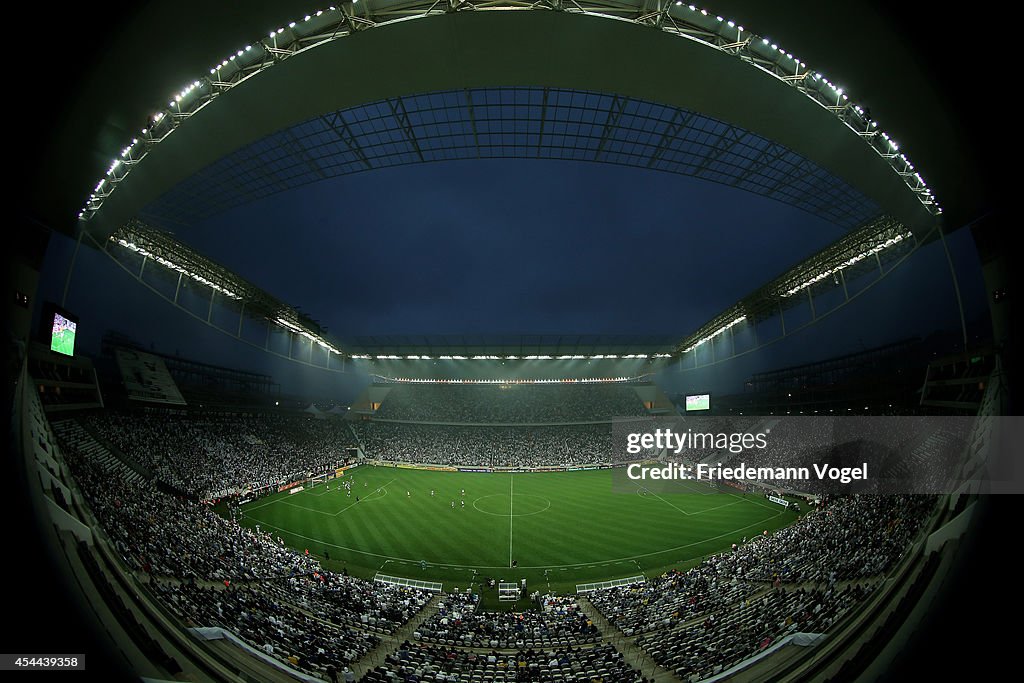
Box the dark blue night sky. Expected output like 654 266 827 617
161 159 845 336
36 155 989 401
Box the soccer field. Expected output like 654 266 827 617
51 328 75 356
235 465 798 596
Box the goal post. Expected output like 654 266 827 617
308 473 329 489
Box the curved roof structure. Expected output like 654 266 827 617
139 87 882 231
80 1 940 241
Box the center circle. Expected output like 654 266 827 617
472 493 551 517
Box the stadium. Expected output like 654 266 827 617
6 1 1013 682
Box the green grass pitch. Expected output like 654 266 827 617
51 328 75 356
232 465 799 597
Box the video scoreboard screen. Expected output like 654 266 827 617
50 312 78 357
685 393 710 411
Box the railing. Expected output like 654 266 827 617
374 573 443 593
576 575 646 594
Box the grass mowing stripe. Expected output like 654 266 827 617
276 499 337 516
332 478 395 515
639 487 694 517
509 472 514 568
232 466 798 593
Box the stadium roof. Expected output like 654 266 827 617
136 87 884 232
78 1 939 241
107 219 341 355
675 215 917 359
99 212 919 362
30 1 994 368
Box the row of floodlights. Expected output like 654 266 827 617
679 231 913 349
681 228 913 349
113 237 242 300
274 316 342 355
78 5 343 219
672 2 938 214
682 315 747 353
783 232 911 297
351 353 673 361
113 235 342 355
378 376 643 384
79 1 941 221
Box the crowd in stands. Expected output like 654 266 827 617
876 423 970 493
152 581 378 675
68 449 318 581
588 494 931 637
57 431 429 676
414 593 599 649
353 421 636 467
258 574 430 635
636 584 870 681
706 495 934 584
374 383 647 423
668 415 968 495
86 411 354 499
586 568 757 636
52 406 935 683
360 642 646 683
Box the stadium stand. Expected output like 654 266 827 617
414 593 600 649
587 495 932 636
359 641 646 683
372 383 648 423
84 411 355 499
352 421 628 467
51 418 151 486
151 582 379 674
636 584 870 681
28 342 104 412
258 574 431 635
39 398 940 682
53 431 434 677
585 567 758 637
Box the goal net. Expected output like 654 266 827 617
499 582 520 601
